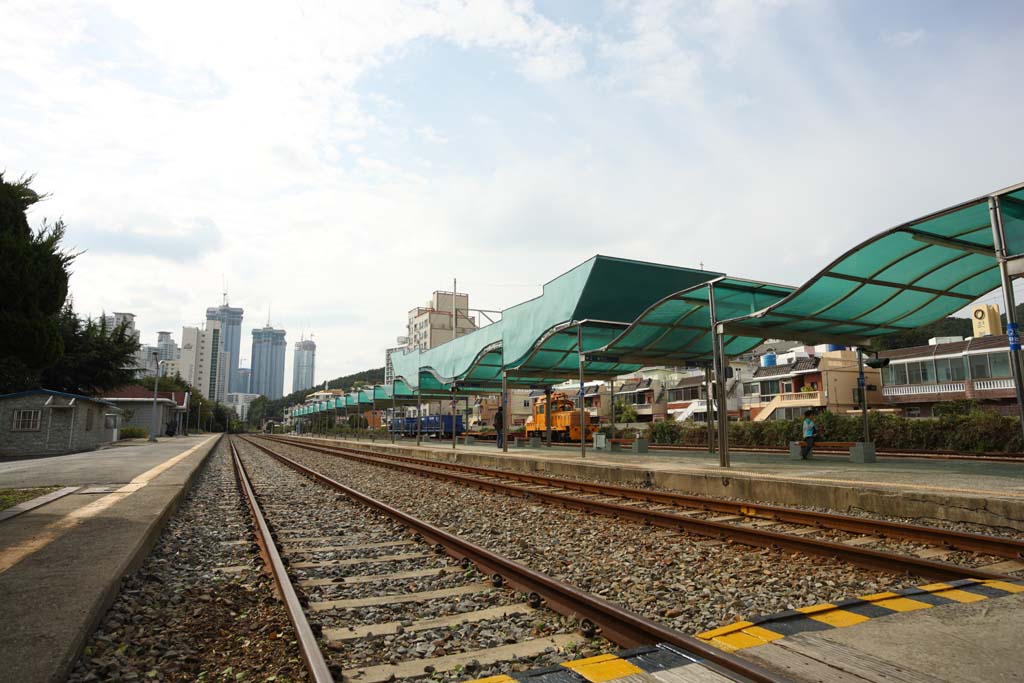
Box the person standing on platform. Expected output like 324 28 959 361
800 410 818 459
494 406 505 449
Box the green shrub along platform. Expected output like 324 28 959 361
646 411 1023 454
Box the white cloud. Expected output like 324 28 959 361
2 0 1022 395
883 29 925 48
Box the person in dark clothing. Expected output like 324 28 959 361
800 410 818 459
493 407 505 449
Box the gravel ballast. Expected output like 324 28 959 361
261 437 931 635
67 439 307 683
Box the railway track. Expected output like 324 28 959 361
265 435 1024 582
231 437 787 683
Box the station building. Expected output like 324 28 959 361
103 385 191 437
0 389 120 456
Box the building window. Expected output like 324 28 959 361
989 352 1011 378
969 354 991 379
884 364 909 386
12 409 41 431
760 379 780 397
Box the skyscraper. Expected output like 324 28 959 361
250 325 286 399
206 301 244 393
167 321 229 402
292 338 316 394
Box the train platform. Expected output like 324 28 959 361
308 436 1024 530
0 434 221 683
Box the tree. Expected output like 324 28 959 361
39 302 141 395
246 396 267 429
615 399 638 423
0 173 75 392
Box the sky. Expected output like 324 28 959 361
3 0 1024 394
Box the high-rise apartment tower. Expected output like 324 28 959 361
206 302 244 393
292 338 317 394
250 325 287 399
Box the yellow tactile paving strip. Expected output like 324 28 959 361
697 578 1024 653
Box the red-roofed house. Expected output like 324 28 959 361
103 386 191 437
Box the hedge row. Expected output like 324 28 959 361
645 411 1023 454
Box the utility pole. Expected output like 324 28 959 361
149 351 160 442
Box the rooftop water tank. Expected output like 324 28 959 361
760 352 777 368
827 344 846 352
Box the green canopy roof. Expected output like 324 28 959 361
591 277 795 365
722 183 1024 345
392 255 720 388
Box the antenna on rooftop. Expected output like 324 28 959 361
222 275 229 306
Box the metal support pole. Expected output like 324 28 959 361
609 379 615 442
391 380 397 443
708 283 729 467
149 352 160 442
857 348 870 443
704 365 714 453
990 196 1024 442
451 386 457 450
544 386 552 446
577 325 586 459
416 385 422 446
501 371 509 453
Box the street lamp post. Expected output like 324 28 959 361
149 352 160 442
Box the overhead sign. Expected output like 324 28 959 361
1009 322 1021 351
584 353 620 364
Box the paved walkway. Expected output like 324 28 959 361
740 591 1024 682
0 434 220 683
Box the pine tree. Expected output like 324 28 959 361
0 173 75 392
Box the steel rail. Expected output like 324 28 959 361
263 436 1014 581
229 439 335 683
238 436 789 683
270 435 1024 560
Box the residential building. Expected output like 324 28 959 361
407 291 477 351
237 367 251 393
206 302 245 393
165 321 230 403
292 338 317 394
665 359 757 422
157 331 180 362
741 346 882 421
102 312 155 377
226 392 262 421
250 325 287 399
103 386 190 437
878 334 1017 417
0 389 120 456
385 341 408 385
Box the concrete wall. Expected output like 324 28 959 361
0 395 117 456
114 400 176 437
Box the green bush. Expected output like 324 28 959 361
119 426 148 439
642 411 1022 453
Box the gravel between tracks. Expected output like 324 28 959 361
67 439 307 683
261 438 927 635
234 439 610 683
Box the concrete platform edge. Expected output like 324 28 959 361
318 437 1024 531
60 434 224 683
6 434 224 683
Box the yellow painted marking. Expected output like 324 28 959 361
0 436 217 574
466 676 514 683
561 654 644 683
932 588 989 603
710 625 785 651
984 580 1024 594
796 603 836 615
697 620 754 638
918 582 952 592
858 591 900 601
808 609 872 628
872 597 932 612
